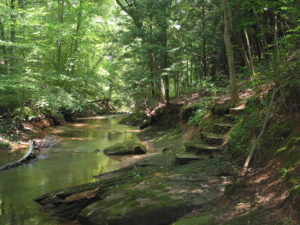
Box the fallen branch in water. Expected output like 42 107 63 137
0 140 34 172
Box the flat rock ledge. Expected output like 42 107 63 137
103 141 146 156
36 158 232 225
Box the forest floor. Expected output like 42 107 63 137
35 88 299 225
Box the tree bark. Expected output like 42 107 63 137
222 0 239 103
202 5 207 77
8 0 17 72
160 16 169 104
70 0 83 74
242 88 277 175
55 0 65 72
0 20 8 73
244 29 255 76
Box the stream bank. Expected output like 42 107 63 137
37 125 233 225
36 89 300 225
36 100 235 225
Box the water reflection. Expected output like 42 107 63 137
0 115 137 225
0 150 27 166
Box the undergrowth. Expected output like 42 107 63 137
188 98 213 128
225 95 266 164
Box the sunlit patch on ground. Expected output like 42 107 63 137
62 137 95 141
11 144 28 151
78 115 126 120
78 116 107 120
212 161 291 224
124 129 142 133
70 123 88 128
234 202 251 213
48 129 64 134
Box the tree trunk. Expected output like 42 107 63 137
252 8 268 47
70 0 83 74
202 5 207 77
56 0 65 72
148 23 157 98
0 20 8 73
9 0 17 72
236 32 250 67
244 29 255 76
222 0 239 103
160 19 169 104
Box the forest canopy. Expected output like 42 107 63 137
0 0 299 119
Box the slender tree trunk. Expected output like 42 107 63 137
9 0 17 73
222 0 239 103
190 55 193 85
196 55 202 84
148 50 156 98
174 73 179 96
160 19 169 104
236 32 250 67
273 13 280 85
56 0 65 72
242 88 277 175
244 29 255 76
70 0 83 74
186 57 189 88
148 23 156 98
202 5 207 77
0 20 8 73
252 8 268 47
254 35 262 60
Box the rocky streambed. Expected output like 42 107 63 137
37 126 233 225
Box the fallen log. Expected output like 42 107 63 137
0 140 34 172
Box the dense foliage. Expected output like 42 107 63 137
0 0 299 118
0 0 119 119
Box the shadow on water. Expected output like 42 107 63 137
0 115 138 225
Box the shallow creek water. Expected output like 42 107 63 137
0 115 138 225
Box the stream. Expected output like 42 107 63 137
0 115 137 225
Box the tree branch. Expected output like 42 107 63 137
242 88 277 175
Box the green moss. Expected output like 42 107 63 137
225 110 264 164
223 211 265 225
174 213 215 225
266 119 293 145
289 185 300 199
188 99 213 127
103 140 146 155
138 126 184 154
211 100 233 115
119 112 147 126
274 127 300 198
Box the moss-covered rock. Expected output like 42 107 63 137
184 141 222 154
103 141 146 156
37 158 230 225
222 211 266 225
174 213 216 225
77 159 228 225
119 112 148 127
